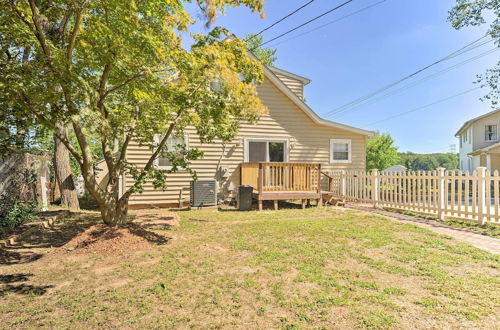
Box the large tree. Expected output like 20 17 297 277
1 0 267 225
449 0 500 107
366 133 400 171
246 33 278 65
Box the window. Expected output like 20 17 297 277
154 134 188 170
485 125 497 141
330 139 351 163
245 138 288 162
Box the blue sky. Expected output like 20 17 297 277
185 0 499 153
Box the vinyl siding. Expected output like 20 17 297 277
124 77 367 206
272 71 304 100
472 111 500 150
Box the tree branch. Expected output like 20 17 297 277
27 0 55 67
20 92 83 165
66 2 86 66
9 0 35 32
102 71 147 99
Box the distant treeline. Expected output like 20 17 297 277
398 152 459 171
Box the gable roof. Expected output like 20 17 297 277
268 66 312 85
455 108 500 137
251 56 373 137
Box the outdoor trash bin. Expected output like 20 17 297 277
238 185 253 211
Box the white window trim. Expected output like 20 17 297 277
153 133 189 170
330 139 352 164
485 125 498 142
243 137 289 162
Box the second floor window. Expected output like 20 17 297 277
485 125 497 141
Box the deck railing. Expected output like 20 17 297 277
241 162 322 193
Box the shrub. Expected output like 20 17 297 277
0 168 38 230
0 199 37 230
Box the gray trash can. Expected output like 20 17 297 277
238 185 253 211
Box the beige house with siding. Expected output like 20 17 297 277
115 63 373 208
456 109 500 173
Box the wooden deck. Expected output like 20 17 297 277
241 162 327 210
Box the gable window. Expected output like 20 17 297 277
245 138 288 162
330 139 351 163
485 125 497 141
154 134 188 170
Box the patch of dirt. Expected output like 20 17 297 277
57 223 169 255
131 210 180 227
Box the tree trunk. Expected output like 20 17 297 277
99 194 130 226
53 124 80 210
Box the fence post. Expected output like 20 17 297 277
371 169 379 208
477 167 487 225
40 175 48 212
437 167 445 220
340 170 346 197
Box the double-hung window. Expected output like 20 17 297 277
330 139 351 163
485 125 497 142
154 134 188 170
245 138 288 162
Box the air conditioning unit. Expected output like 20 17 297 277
190 179 218 207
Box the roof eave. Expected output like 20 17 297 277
455 108 500 136
262 63 374 136
268 65 312 85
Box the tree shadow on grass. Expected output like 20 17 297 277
0 248 43 265
1 213 100 265
0 273 53 296
124 224 171 245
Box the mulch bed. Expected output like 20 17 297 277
58 223 170 256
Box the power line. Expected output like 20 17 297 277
332 47 498 118
364 86 481 127
254 0 355 49
267 0 387 48
325 35 491 117
246 0 317 42
322 34 490 118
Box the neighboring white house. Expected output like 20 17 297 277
455 109 500 172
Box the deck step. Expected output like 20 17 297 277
321 192 345 207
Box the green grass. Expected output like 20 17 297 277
0 207 499 329
384 207 500 238
443 219 500 238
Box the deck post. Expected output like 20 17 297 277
317 164 322 206
371 169 379 208
274 200 278 210
258 163 263 194
301 199 306 209
477 167 487 225
437 167 446 220
257 163 264 211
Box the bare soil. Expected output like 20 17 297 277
57 224 158 255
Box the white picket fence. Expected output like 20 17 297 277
330 167 500 224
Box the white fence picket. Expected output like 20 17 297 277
333 167 499 224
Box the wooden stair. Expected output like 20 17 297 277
321 191 345 207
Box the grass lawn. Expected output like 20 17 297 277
384 207 500 238
1 207 499 329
